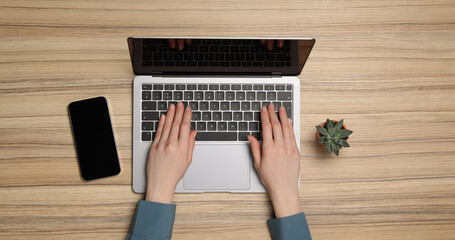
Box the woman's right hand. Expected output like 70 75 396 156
248 103 301 218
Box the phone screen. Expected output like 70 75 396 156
68 97 121 181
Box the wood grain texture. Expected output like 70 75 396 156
0 0 454 239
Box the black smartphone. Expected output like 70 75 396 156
68 96 121 181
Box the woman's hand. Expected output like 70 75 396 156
145 102 197 204
248 103 301 218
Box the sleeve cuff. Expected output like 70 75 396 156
128 200 176 240
267 212 312 240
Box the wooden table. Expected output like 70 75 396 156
1 1 454 239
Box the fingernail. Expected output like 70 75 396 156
169 104 175 110
178 43 183 50
247 135 251 142
186 106 191 111
262 106 267 112
160 114 166 120
279 106 285 111
288 118 291 125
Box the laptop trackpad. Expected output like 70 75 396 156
184 144 250 190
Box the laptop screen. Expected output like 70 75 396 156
128 38 315 76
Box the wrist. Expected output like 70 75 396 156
145 185 175 204
269 190 301 218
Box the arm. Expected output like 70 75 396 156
127 102 197 240
248 104 312 240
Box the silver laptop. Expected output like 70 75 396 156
128 38 315 193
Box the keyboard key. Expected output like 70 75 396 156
231 102 240 110
223 112 232 121
242 85 252 90
195 132 236 141
220 85 230 90
205 91 214 100
239 122 248 131
286 85 292 90
142 122 154 131
273 102 281 111
254 112 261 121
202 112 211 120
215 91 224 100
153 85 163 90
210 102 219 110
209 85 219 90
197 122 206 131
142 85 153 90
236 91 245 100
252 102 261 111
213 112 222 121
249 122 259 131
192 112 201 121
184 91 193 100
198 85 208 90
275 85 286 91
241 102 250 110
152 91 162 100
232 85 241 90
142 132 151 141
267 92 276 101
218 122 227 131
233 112 242 121
207 122 217 131
142 91 151 100
158 101 168 110
278 92 292 100
176 84 185 90
190 122 195 131
220 102 230 110
244 112 253 121
228 122 237 131
246 92 255 100
200 101 209 110
189 101 198 110
265 85 274 90
142 112 159 120
253 85 263 90
194 91 203 100
142 101 156 110
257 92 266 100
226 92 235 100
173 91 183 100
163 91 173 100
238 132 250 141
187 85 197 90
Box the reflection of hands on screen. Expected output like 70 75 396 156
168 39 285 51
260 40 285 51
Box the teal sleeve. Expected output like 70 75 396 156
126 200 176 240
267 212 312 240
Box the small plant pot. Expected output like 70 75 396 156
316 120 347 146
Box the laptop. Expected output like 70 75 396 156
128 37 315 193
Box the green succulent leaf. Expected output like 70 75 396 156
326 119 334 130
317 136 327 143
339 139 350 148
335 119 344 131
316 126 329 136
324 143 332 154
338 129 353 138
333 144 340 156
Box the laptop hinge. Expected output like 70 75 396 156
271 72 282 78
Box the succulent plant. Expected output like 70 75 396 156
316 119 353 156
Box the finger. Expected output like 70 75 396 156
278 106 292 149
185 39 192 45
168 39 176 49
176 39 184 50
277 40 284 48
266 40 274 51
179 106 192 141
260 106 273 142
268 103 283 142
158 104 175 144
151 114 166 147
260 39 266 45
187 130 197 164
248 135 262 170
169 102 184 141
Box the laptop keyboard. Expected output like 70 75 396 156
141 84 293 142
142 39 292 68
